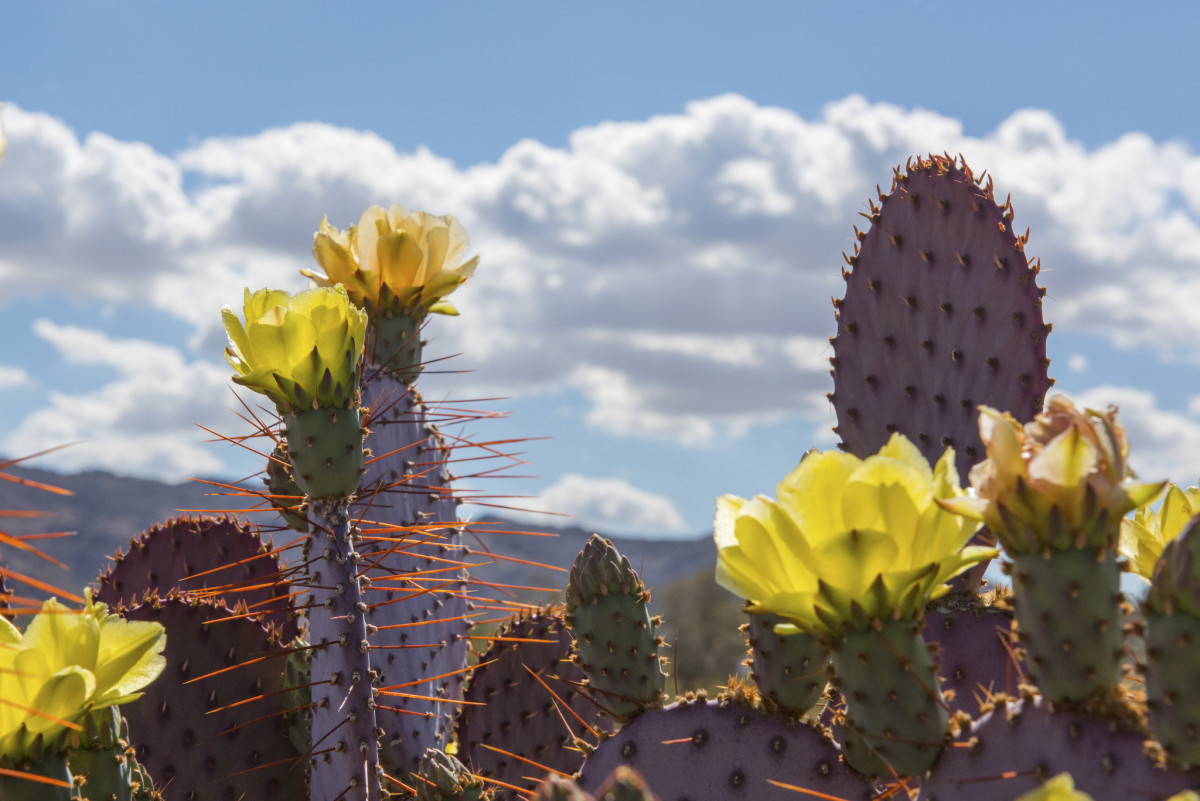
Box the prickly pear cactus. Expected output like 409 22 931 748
95 515 298 641
411 748 493 801
577 693 871 801
355 373 471 777
565 535 667 721
117 593 304 801
743 612 826 715
829 154 1052 480
456 608 609 798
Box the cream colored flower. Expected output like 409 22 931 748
304 205 478 317
1120 482 1200 582
940 396 1164 554
222 285 367 412
714 434 992 637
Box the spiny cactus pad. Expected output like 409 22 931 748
577 697 871 800
411 748 492 801
924 601 1023 719
744 612 826 715
1009 548 1124 703
565 535 666 720
117 594 304 801
357 374 470 776
922 695 1196 800
828 618 948 777
1146 612 1200 768
456 608 610 798
829 154 1051 482
265 444 310 532
281 406 365 500
94 515 298 642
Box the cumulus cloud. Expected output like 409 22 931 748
0 366 29 390
505 473 689 536
2 321 233 481
3 94 1200 466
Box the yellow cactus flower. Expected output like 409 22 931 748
1014 774 1095 801
714 434 993 637
1120 482 1200 582
0 593 166 762
222 285 367 412
940 396 1164 554
304 204 478 317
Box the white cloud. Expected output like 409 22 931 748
3 321 234 481
4 94 1200 466
509 473 688 536
1067 354 1088 372
0 366 29 390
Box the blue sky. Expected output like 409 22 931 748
3 2 1200 538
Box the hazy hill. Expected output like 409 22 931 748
0 463 716 601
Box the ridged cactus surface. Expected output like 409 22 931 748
356 372 471 776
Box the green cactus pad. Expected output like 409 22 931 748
264 444 310 532
1146 611 1200 767
590 766 660 801
64 707 160 801
281 405 365 500
565 535 666 720
744 612 826 715
1009 547 1123 703
0 752 74 801
829 618 948 777
369 307 424 384
412 748 492 801
533 774 591 801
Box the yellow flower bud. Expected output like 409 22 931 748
304 205 478 318
222 285 367 412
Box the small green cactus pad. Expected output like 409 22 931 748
1009 548 1123 703
412 748 493 801
828 618 948 777
565 535 666 720
1146 611 1200 768
923 695 1196 800
264 444 310 532
456 608 612 798
829 154 1052 482
532 774 591 801
357 374 470 776
369 308 424 384
744 612 827 715
280 405 365 500
117 594 305 801
924 600 1023 719
94 515 299 642
588 766 661 801
64 708 160 801
577 697 872 800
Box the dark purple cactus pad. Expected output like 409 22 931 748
457 608 612 798
119 593 305 801
95 515 299 642
924 602 1023 719
356 374 471 777
829 154 1052 482
577 698 874 801
922 695 1197 800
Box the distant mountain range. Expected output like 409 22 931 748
0 463 717 603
